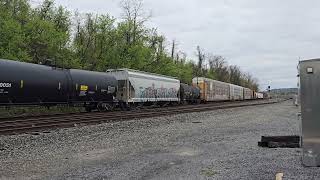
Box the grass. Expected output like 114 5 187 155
200 168 217 177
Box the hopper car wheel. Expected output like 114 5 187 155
125 103 132 111
181 100 187 105
135 103 143 110
97 102 113 112
161 102 169 107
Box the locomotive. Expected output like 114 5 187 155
0 59 262 112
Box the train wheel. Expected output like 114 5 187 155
85 106 92 112
125 103 132 111
97 102 114 112
97 102 107 112
180 100 187 105
135 103 143 110
107 103 115 111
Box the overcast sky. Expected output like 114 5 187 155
33 0 320 89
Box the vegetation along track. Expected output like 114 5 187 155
0 99 282 136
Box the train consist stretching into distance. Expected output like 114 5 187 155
0 59 264 111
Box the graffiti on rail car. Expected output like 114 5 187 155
138 84 178 99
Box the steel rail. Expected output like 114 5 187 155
0 99 282 135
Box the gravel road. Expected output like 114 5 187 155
0 101 319 180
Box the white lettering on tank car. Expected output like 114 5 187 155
0 83 12 88
0 89 8 94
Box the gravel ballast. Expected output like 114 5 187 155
0 101 318 180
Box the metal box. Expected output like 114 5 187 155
106 69 180 103
299 59 320 167
256 92 264 99
192 77 230 101
243 88 253 100
230 84 244 100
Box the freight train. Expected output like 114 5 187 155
0 59 264 111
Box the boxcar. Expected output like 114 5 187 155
230 84 244 100
256 92 264 99
192 77 230 102
243 88 253 100
106 69 180 105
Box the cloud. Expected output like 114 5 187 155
34 0 320 89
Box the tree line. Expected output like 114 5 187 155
0 0 259 91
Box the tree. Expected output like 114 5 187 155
0 0 30 61
25 0 71 65
229 65 242 85
241 73 259 91
0 0 260 90
120 0 150 45
171 39 175 59
196 46 205 76
207 54 229 82
73 13 117 70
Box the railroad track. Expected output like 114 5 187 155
0 99 282 136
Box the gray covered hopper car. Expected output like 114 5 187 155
106 69 180 105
